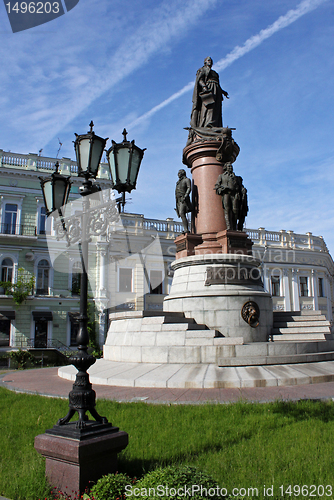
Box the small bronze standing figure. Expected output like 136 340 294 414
237 183 248 231
175 169 192 233
215 163 248 231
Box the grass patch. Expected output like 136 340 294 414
1 387 334 499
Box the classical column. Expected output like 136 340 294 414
97 244 108 298
311 269 318 311
325 273 332 321
283 268 291 311
262 264 270 293
98 311 106 347
135 262 145 311
291 269 300 311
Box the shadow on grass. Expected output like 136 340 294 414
270 399 334 423
116 399 334 478
117 427 260 478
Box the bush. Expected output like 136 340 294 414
133 465 222 500
89 472 134 500
0 267 34 305
9 349 36 369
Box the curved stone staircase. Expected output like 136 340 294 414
102 310 334 368
59 310 334 389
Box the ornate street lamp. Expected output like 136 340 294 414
36 122 143 495
39 122 113 429
106 128 146 211
39 161 72 216
74 120 108 180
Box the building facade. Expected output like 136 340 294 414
247 227 333 320
0 149 333 351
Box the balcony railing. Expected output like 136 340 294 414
26 338 74 353
0 223 37 237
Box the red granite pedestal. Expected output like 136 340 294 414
174 233 203 258
217 229 253 255
183 140 227 254
181 137 249 257
35 423 128 498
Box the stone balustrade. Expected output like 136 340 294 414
119 214 328 254
246 227 328 253
120 213 183 239
0 149 110 179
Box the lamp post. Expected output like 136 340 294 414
40 122 110 429
35 122 144 495
38 122 145 429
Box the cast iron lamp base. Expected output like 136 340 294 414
57 350 108 429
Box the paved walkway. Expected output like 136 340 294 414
2 366 334 403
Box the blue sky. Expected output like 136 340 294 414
1 0 334 254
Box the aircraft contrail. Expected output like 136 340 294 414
126 0 328 131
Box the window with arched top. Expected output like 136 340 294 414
1 258 14 283
36 259 50 295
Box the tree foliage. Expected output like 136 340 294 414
0 267 35 305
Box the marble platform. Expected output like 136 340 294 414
58 359 334 389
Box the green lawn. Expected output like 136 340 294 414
1 386 334 499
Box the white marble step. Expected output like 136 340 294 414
59 359 334 389
160 323 208 331
272 333 328 342
218 351 334 367
185 329 220 338
274 320 331 328
274 310 322 317
273 326 331 334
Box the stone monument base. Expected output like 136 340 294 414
164 253 273 343
34 423 128 498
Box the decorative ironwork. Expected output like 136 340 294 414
54 197 119 246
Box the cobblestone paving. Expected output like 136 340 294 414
1 367 334 404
